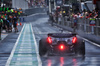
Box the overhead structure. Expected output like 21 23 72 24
12 0 28 9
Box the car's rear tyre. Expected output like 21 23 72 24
74 39 85 56
39 39 47 56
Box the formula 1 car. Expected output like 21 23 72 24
39 32 85 56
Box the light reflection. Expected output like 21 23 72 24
48 60 52 66
72 58 77 66
60 57 64 66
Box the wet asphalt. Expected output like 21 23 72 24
32 17 100 66
0 26 22 66
0 15 100 66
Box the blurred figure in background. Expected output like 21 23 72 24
0 17 3 40
13 16 18 32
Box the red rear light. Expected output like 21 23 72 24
47 37 52 44
59 44 65 50
60 45 64 50
72 37 77 43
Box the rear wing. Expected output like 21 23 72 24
48 33 76 38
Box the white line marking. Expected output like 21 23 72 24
30 24 42 66
5 24 25 66
77 35 100 47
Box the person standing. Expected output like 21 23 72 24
58 14 62 25
0 17 3 40
13 16 18 32
8 16 12 32
73 13 78 32
50 13 54 26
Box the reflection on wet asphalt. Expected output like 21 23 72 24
41 56 85 66
32 17 100 66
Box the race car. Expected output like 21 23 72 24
39 32 85 56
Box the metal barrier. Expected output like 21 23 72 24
61 17 100 36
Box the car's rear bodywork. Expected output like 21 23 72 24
39 33 85 56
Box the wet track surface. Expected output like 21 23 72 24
0 15 100 66
32 17 100 66
0 26 22 66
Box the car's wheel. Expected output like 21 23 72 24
39 39 48 56
74 39 85 56
47 49 54 56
